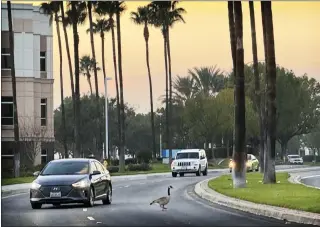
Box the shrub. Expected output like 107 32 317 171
107 166 119 173
136 151 152 163
302 155 320 162
127 163 152 171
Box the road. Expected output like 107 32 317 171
299 170 320 189
2 167 316 227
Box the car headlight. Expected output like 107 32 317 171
72 179 89 188
31 182 41 190
246 162 251 167
229 161 234 168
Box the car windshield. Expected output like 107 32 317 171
289 155 300 158
176 152 199 159
41 161 89 175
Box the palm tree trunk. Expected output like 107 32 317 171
162 28 169 166
233 1 247 188
7 1 20 177
55 12 68 159
261 1 269 173
88 77 93 96
249 1 264 173
227 1 237 172
262 1 277 184
110 19 122 155
144 24 156 160
116 5 126 173
71 2 81 158
166 26 173 165
101 32 108 158
60 3 75 147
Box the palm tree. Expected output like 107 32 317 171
148 1 186 164
233 1 247 188
40 2 68 159
130 6 157 159
115 1 127 172
7 1 20 177
95 1 126 161
249 1 264 173
80 55 101 96
65 1 87 158
172 75 195 105
261 1 277 184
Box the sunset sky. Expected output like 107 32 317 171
26 1 320 113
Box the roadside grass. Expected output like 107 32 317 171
208 159 229 169
208 172 320 213
2 176 35 186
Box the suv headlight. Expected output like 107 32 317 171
72 179 89 188
31 182 41 190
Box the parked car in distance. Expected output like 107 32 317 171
229 154 259 173
30 158 112 209
171 149 208 177
287 154 303 165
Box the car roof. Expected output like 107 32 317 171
178 149 202 153
50 158 92 163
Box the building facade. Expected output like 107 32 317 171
1 3 54 177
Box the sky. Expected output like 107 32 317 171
24 1 320 113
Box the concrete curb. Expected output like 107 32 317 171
289 174 320 190
194 177 320 226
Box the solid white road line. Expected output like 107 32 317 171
300 174 320 180
87 217 95 221
2 192 28 199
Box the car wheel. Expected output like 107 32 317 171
179 173 184 177
102 184 112 205
255 165 259 172
172 172 177 177
196 165 201 176
229 168 232 173
85 187 95 207
202 166 208 176
31 203 42 209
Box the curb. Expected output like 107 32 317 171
194 177 320 226
289 174 320 190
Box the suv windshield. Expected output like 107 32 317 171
176 152 199 159
41 161 89 175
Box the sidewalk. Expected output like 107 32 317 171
194 167 320 226
1 169 227 197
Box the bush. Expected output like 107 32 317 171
136 151 152 163
127 163 152 171
109 158 138 166
302 155 320 162
20 164 45 177
107 166 119 173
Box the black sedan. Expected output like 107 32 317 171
30 158 112 209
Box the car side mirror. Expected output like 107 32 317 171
91 170 101 176
33 171 40 176
200 156 205 160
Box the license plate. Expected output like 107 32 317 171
50 192 61 198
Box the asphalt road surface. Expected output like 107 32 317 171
299 170 320 188
2 168 316 227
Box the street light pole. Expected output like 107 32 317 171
104 77 112 160
159 113 163 158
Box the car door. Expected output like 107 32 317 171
89 161 102 197
95 161 110 196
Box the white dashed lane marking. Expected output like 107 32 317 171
87 217 95 221
83 208 87 212
124 185 130 188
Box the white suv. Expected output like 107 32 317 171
171 149 208 177
287 155 303 165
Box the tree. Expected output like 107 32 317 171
303 126 320 162
249 1 264 173
262 1 277 184
148 1 186 165
233 1 247 188
130 6 157 159
20 117 53 166
7 1 20 177
79 55 101 96
40 1 68 159
66 1 87 158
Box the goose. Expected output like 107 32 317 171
150 185 173 211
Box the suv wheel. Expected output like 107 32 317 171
196 165 201 176
179 173 184 177
172 172 177 177
202 165 208 176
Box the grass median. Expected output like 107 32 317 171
208 172 320 213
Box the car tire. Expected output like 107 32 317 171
102 184 112 205
229 168 232 173
85 187 95 207
179 173 184 177
31 203 42 209
255 165 259 172
172 172 177 177
202 166 208 176
196 165 201 176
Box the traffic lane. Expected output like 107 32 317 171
300 175 320 188
84 174 300 227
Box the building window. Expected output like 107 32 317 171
1 96 14 125
41 98 47 126
1 48 11 69
40 51 46 72
41 149 47 164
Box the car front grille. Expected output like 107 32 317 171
178 162 191 166
40 186 72 197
